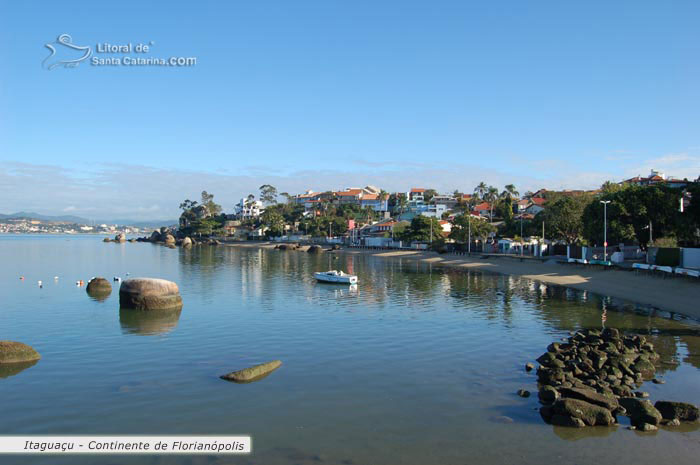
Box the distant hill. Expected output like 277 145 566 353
0 212 177 227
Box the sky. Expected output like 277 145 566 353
1 1 699 220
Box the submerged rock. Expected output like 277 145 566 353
119 278 183 311
103 237 112 243
517 389 530 398
0 341 41 364
220 360 282 383
654 401 699 423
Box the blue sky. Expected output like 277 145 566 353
1 1 699 220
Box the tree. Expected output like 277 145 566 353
474 182 488 200
424 189 437 203
486 186 499 220
503 184 519 199
449 214 495 244
398 216 443 243
379 190 389 211
260 209 285 237
200 191 222 215
259 184 278 205
280 192 293 204
539 194 592 244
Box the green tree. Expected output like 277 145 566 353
539 194 592 244
450 214 495 244
260 209 285 237
474 182 488 200
200 191 222 216
259 184 278 205
398 216 443 243
486 186 499 220
424 189 437 203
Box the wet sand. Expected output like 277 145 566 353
224 242 700 321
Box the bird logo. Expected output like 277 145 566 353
43 34 92 70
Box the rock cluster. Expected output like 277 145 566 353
534 328 699 430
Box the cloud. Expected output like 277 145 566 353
0 150 698 221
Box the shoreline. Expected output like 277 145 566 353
223 241 700 322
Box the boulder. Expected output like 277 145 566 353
551 414 586 428
103 237 112 242
539 385 560 404
115 233 126 243
86 277 112 298
0 341 41 364
654 401 699 423
163 234 176 245
307 245 323 254
619 397 662 427
525 362 535 372
632 359 656 379
182 237 192 248
551 398 616 426
558 387 619 411
220 360 282 383
149 231 161 242
119 278 183 311
517 389 530 398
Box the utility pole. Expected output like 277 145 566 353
600 200 611 261
430 218 433 245
649 220 653 244
542 221 545 257
520 215 523 256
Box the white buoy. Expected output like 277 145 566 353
54 276 59 280
37 280 42 286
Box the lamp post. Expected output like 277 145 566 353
468 214 471 254
520 215 524 256
600 200 611 261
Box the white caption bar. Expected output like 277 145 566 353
0 436 251 454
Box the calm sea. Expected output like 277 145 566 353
1 235 699 465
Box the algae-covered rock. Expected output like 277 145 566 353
552 398 616 426
654 401 699 423
619 397 662 427
559 387 619 411
86 277 112 298
539 385 560 404
119 278 183 311
0 341 41 364
220 360 282 383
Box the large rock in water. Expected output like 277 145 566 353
86 277 112 299
654 401 700 423
149 231 161 242
220 360 282 383
307 245 323 254
164 234 176 245
182 237 192 248
558 387 619 411
619 397 663 426
0 341 41 364
115 233 126 243
119 278 183 311
551 398 616 426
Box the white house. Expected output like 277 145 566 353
234 198 265 219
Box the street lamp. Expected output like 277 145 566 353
600 200 611 261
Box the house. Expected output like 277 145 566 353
409 188 426 201
623 169 689 188
516 199 531 213
439 220 452 235
524 202 544 215
472 202 492 218
419 203 448 218
431 194 458 209
364 218 399 236
234 198 265 219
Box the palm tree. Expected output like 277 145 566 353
474 182 488 200
503 184 519 199
379 190 389 212
486 186 499 220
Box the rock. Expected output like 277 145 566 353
638 423 658 432
632 359 656 380
103 237 112 242
86 277 112 298
149 231 161 242
651 378 665 384
539 385 560 404
654 401 700 423
662 418 681 427
558 387 619 411
115 233 126 243
307 245 323 254
182 237 192 248
539 405 554 422
128 238 136 243
538 367 565 384
163 234 176 245
220 360 282 383
517 389 530 398
119 278 183 311
552 398 616 426
525 362 535 372
619 397 662 426
550 414 586 428
634 391 649 399
0 341 41 364
602 328 620 340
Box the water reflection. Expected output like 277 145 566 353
0 360 38 379
119 308 182 335
86 288 111 302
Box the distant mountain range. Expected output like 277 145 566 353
0 212 177 228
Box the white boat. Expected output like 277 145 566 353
314 270 358 284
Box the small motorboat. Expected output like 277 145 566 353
314 270 358 284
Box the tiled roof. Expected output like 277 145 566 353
531 197 546 205
410 188 426 193
362 194 379 200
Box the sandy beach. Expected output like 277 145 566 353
224 241 700 321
